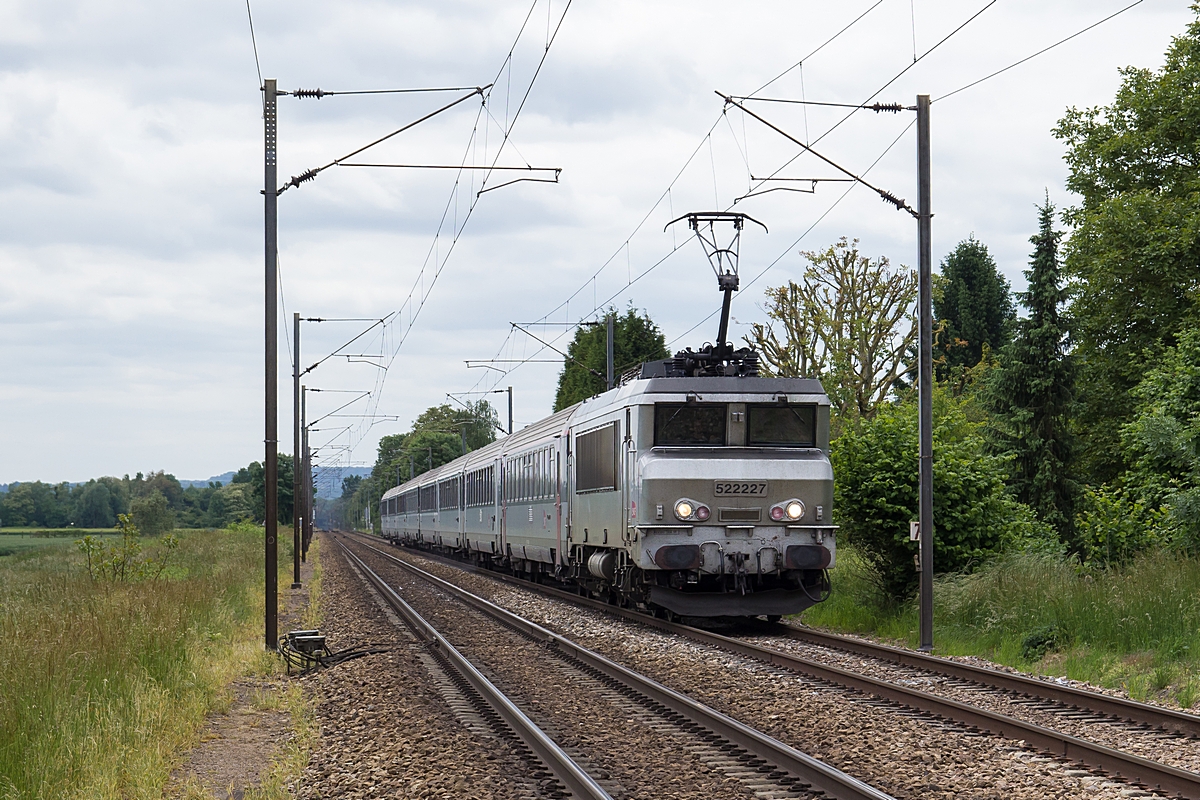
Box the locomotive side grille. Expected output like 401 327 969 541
718 507 762 523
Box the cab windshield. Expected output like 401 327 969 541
747 404 816 447
655 404 726 446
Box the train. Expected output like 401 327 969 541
378 352 836 619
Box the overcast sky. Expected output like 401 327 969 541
1 0 1193 486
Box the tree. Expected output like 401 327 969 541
370 400 500 496
553 307 669 411
130 489 175 537
411 400 499 452
985 199 1078 545
746 238 917 420
1054 12 1200 479
833 389 1050 600
1119 326 1200 552
205 483 252 527
934 236 1015 377
76 481 116 528
341 475 363 498
236 454 294 524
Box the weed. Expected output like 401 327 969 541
1021 624 1072 661
1177 680 1199 709
0 525 270 799
801 543 1200 692
1152 664 1176 692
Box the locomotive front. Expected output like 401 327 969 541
629 376 834 618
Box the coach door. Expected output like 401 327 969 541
623 407 636 543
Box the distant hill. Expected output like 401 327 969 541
313 466 372 499
4 467 368 497
179 471 237 489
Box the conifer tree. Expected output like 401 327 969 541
986 198 1077 544
934 236 1015 377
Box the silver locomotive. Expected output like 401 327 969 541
380 362 834 618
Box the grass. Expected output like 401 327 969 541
0 523 301 800
801 544 1200 707
248 537 321 800
0 532 118 558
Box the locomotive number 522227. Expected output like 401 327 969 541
714 481 767 496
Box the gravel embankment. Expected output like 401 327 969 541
293 533 551 800
741 630 1200 773
380 544 1167 800
351 543 793 800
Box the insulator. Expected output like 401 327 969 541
288 169 318 189
292 88 328 99
870 102 904 114
879 190 906 210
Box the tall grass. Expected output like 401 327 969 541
0 525 278 799
802 545 1200 704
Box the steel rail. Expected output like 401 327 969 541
331 538 613 800
393 538 1200 734
354 536 1200 799
771 625 1200 739
339 535 897 800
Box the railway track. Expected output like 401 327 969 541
768 625 1200 739
332 537 610 800
345 532 1200 799
334 533 897 800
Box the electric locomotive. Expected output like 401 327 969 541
379 211 836 617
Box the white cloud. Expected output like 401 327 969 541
0 0 1192 482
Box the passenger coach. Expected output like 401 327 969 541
380 365 835 618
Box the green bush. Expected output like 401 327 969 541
832 389 1050 600
1075 485 1168 565
936 548 1200 664
130 489 174 537
1020 623 1073 661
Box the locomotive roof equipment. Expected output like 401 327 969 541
663 211 767 377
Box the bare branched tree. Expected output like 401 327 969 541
746 237 917 419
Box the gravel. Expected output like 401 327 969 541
380 543 1172 800
293 533 555 800
740 628 1200 774
351 542 785 800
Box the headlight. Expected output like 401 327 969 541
771 499 806 522
674 499 709 522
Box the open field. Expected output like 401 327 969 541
801 544 1200 707
0 529 119 557
0 523 302 799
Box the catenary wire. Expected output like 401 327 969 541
244 0 263 91
340 0 573 457
460 3 896 397
934 0 1147 103
466 1 993 392
669 117 916 348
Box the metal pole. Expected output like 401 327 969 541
507 386 513 436
410 453 415 481
460 427 467 455
301 385 308 555
606 313 615 391
263 78 279 651
917 93 934 652
304 428 312 547
291 312 301 587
